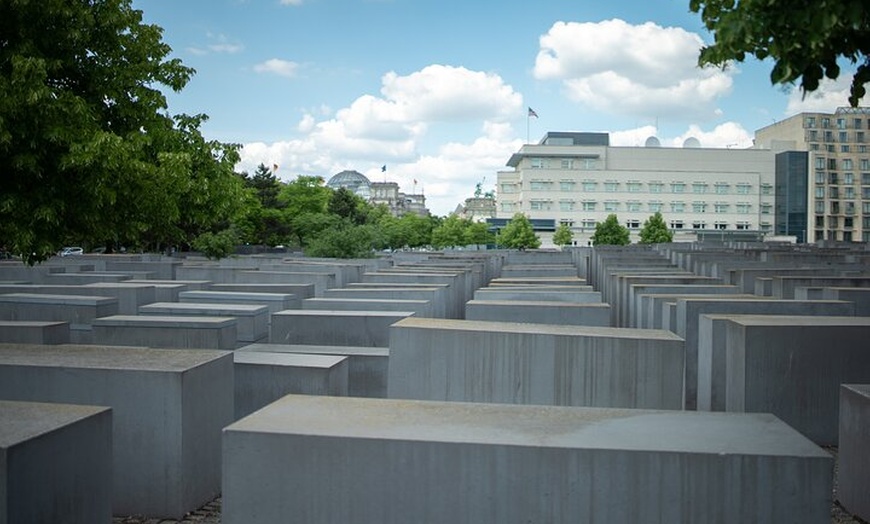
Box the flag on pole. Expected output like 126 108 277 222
381 165 387 172
272 163 279 172
528 107 538 118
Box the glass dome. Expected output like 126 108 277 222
326 170 372 199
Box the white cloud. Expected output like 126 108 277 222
253 59 300 78
785 74 855 115
609 122 753 149
239 64 524 215
534 19 734 120
208 43 243 54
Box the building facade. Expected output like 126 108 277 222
755 107 870 242
326 171 429 217
496 132 777 246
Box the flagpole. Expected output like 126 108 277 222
526 112 530 144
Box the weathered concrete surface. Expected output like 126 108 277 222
271 310 412 348
0 320 70 344
302 297 433 317
233 351 348 419
92 315 238 350
464 299 611 327
723 315 870 445
388 318 684 409
139 302 269 343
223 395 832 524
838 384 870 522
1 400 113 524
179 290 301 314
0 344 233 518
238 343 388 398
0 293 118 325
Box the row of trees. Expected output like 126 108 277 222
590 212 673 246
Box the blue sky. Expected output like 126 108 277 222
133 0 857 216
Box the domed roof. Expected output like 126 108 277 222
326 170 371 199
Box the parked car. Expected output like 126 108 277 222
59 247 84 256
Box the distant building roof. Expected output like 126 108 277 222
326 170 371 199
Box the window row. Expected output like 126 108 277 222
525 180 763 194
814 186 870 199
529 158 599 170
509 201 771 214
805 116 865 130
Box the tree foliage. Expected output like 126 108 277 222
552 223 574 247
0 0 242 263
690 0 869 106
639 212 673 244
499 213 541 250
591 214 630 246
431 214 469 249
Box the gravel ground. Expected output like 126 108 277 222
112 447 866 523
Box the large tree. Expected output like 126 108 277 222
499 213 541 250
690 0 869 106
591 214 630 246
639 212 674 244
0 0 241 263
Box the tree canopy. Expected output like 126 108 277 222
499 213 541 250
638 212 673 244
591 214 630 246
552 223 574 248
690 0 869 106
0 0 242 263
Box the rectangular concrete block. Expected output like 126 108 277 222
238 343 388 398
92 315 238 350
464 300 611 327
676 298 856 411
302 297 434 317
1 400 112 524
0 320 70 344
838 384 870 521
223 395 832 524
179 290 300 314
233 351 348 419
271 310 413 347
473 288 602 303
388 318 684 409
724 315 870 445
0 344 233 518
209 282 316 299
139 302 269 343
0 293 118 325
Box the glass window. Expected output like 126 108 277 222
845 172 854 184
736 183 751 194
761 204 773 214
648 182 663 193
714 203 729 213
828 158 838 170
838 118 847 129
735 222 751 230
823 117 831 128
806 116 816 127
861 159 870 170
815 201 825 213
500 202 514 212
714 222 728 230
530 200 549 210
582 181 597 192
760 183 773 195
670 202 685 213
559 201 574 211
560 181 575 191
500 183 516 194
581 219 597 228
530 181 550 191
839 131 848 143
692 183 708 194
648 202 663 212
736 203 751 214
604 182 619 192
627 182 643 193
864 187 870 199
858 132 865 143
815 187 825 198
604 201 619 212
669 220 684 229
626 219 640 229
626 202 642 212
842 145 851 153
864 173 870 184
582 201 597 211
530 158 546 169
843 159 853 170
561 159 574 170
692 202 707 213
816 171 826 184
692 221 707 229
815 157 826 169
714 183 730 194
671 182 686 193
855 118 862 129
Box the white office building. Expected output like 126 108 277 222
496 132 777 246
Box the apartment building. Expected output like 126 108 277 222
755 107 870 242
496 132 777 246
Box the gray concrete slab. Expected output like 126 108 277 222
0 320 70 344
0 344 233 518
302 297 433 317
473 288 602 303
208 282 316 299
464 300 611 327
92 315 238 350
324 287 449 318
388 317 684 409
233 351 348 419
676 297 856 411
822 287 870 316
238 343 388 398
139 302 269 343
179 290 300 314
223 395 831 524
0 293 118 326
1 400 112 524
271 310 413 348
838 384 870 521
723 315 870 445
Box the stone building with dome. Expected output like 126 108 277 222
326 170 428 217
